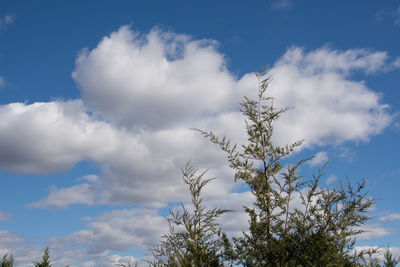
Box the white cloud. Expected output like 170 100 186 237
0 100 121 174
0 26 392 211
308 151 329 166
44 182 252 266
80 174 100 183
52 208 167 255
72 26 240 130
0 230 44 267
271 0 293 10
268 46 392 147
0 14 15 30
326 174 338 185
105 255 140 267
29 183 98 209
357 224 392 239
275 46 389 74
3 15 14 24
0 76 4 87
394 6 400 25
374 6 400 26
209 190 254 237
379 213 400 222
393 57 400 68
0 211 11 221
0 231 22 250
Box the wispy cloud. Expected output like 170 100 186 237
379 213 400 222
0 14 15 30
271 0 293 10
0 212 12 221
394 6 400 25
308 151 329 166
357 224 392 239
393 57 400 68
29 184 98 209
374 6 400 26
326 174 338 185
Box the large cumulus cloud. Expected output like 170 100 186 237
72 26 241 129
0 26 394 207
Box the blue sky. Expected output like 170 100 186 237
0 0 400 266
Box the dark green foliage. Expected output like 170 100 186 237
33 247 51 267
0 254 14 267
148 163 231 267
196 69 377 266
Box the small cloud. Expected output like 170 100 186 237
0 211 12 221
374 6 400 26
379 213 400 222
308 151 329 166
394 6 400 25
80 216 92 222
326 174 338 185
374 10 385 22
0 76 4 87
79 174 100 183
4 15 15 24
393 57 400 68
29 184 97 209
357 224 392 239
227 35 242 44
271 0 293 10
0 14 15 30
336 147 356 162
394 122 400 133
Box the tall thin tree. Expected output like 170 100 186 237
196 69 376 266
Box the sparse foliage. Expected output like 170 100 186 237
196 68 377 266
148 163 231 266
33 247 51 267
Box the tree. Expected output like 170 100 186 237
196 69 376 266
382 248 399 267
148 163 231 266
33 247 51 267
0 254 14 267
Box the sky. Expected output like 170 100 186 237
0 0 400 266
